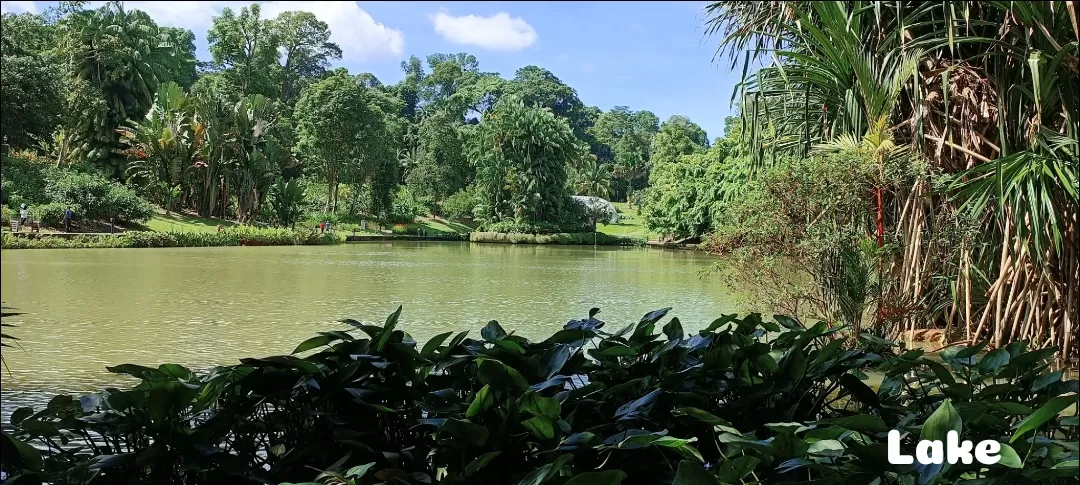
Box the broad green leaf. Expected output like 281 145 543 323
292 335 333 354
519 392 560 419
978 348 1010 373
441 418 489 447
717 456 759 483
539 344 572 379
564 470 627 485
672 460 718 485
481 320 507 341
465 451 501 476
1011 395 1076 443
466 385 493 419
345 462 375 478
420 331 453 358
674 407 733 427
921 399 962 442
663 317 684 341
522 416 556 439
374 306 402 351
997 443 1022 468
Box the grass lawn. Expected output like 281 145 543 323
415 216 476 234
597 202 654 240
143 210 236 233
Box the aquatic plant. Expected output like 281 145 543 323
1 307 1075 484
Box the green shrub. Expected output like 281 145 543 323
1 227 339 249
469 231 641 246
385 186 425 224
0 150 51 207
441 187 475 222
2 308 1076 484
28 202 77 227
43 170 155 223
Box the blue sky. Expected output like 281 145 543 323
1 1 741 139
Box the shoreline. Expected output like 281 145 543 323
2 230 656 249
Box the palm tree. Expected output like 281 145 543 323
572 159 614 199
61 2 184 175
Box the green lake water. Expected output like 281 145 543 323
1 242 738 414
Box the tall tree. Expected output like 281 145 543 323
59 1 192 176
503 66 590 137
405 110 469 208
0 12 63 150
650 115 709 166
591 107 660 199
207 4 279 99
294 69 396 214
273 11 341 105
391 55 425 123
470 97 586 227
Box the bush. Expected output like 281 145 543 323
479 218 591 234
0 150 51 207
385 186 425 224
2 308 1076 484
43 170 155 223
469 231 641 246
28 202 78 227
441 187 475 222
1 227 339 249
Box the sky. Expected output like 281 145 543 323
0 1 742 139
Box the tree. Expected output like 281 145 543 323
294 70 396 214
274 11 341 105
391 55 425 122
207 4 279 99
59 2 193 176
571 158 613 199
470 97 585 227
707 1 1078 357
0 12 63 150
118 81 193 210
405 110 469 209
591 107 660 199
503 66 590 138
650 116 709 167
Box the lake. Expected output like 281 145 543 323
1 242 739 415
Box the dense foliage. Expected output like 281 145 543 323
0 226 338 249
699 1 1079 361
470 99 589 232
2 307 1076 484
1 151 155 224
3 2 692 232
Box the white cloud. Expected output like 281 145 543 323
259 2 404 61
430 10 537 51
88 1 404 61
0 1 38 14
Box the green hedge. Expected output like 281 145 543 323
470 231 643 246
2 227 340 249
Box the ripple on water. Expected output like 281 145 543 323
1 244 741 414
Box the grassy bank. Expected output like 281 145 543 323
2 226 339 249
469 231 643 245
596 202 653 240
141 210 237 233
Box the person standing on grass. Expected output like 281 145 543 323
18 204 29 231
63 207 74 232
